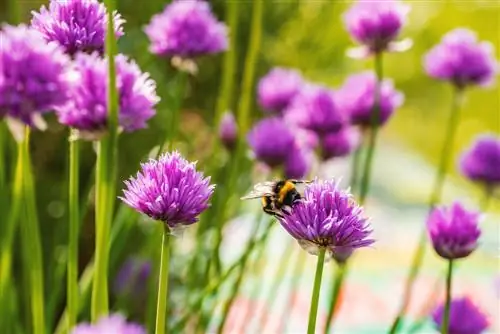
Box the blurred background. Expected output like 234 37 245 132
1 0 499 333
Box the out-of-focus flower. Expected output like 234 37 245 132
219 111 237 151
0 24 73 127
72 314 145 334
424 28 498 88
120 151 215 231
343 0 411 57
321 127 361 161
278 179 374 258
284 145 311 179
144 0 228 58
427 202 481 260
56 52 159 139
336 72 404 128
460 134 500 187
31 0 124 56
431 297 489 334
247 117 296 168
257 68 303 114
114 258 151 298
285 84 345 136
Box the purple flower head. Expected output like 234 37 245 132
336 72 404 128
285 84 345 135
0 24 74 127
424 29 498 88
321 127 361 161
72 314 145 334
460 134 500 187
284 145 311 180
247 117 296 168
431 297 489 334
114 258 151 298
219 111 237 151
120 151 215 230
56 52 159 139
258 67 303 114
278 179 374 258
31 0 124 56
343 0 411 55
144 0 228 58
427 202 481 260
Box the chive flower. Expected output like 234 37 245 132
284 145 311 180
427 202 481 260
72 314 145 334
219 111 237 151
31 0 124 56
120 151 215 231
431 297 489 334
460 134 500 188
424 29 498 88
278 179 374 258
320 127 361 161
257 67 304 114
56 52 159 139
0 24 73 127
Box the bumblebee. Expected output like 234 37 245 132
241 180 311 218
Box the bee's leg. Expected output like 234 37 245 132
263 206 276 216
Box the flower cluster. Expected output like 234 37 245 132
460 134 500 188
257 68 304 114
72 314 145 334
431 297 489 334
219 111 238 151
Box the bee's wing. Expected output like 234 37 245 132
240 182 276 200
289 179 313 184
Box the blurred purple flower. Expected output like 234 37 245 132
0 24 73 127
343 0 411 57
431 297 489 334
31 0 124 56
258 68 303 114
321 127 361 161
114 258 151 298
427 202 481 260
336 72 404 128
247 117 296 168
144 0 228 58
424 28 498 88
219 111 237 151
285 84 345 136
284 145 311 180
120 151 215 231
460 134 500 187
278 179 374 258
72 314 145 334
56 52 159 139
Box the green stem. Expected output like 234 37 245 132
155 225 171 334
441 260 454 334
358 52 383 205
349 147 362 196
307 248 326 334
480 185 493 212
324 262 347 334
388 87 464 334
67 132 80 330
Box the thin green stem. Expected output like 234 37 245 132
480 185 493 212
388 87 464 334
324 262 347 334
155 225 171 334
441 260 454 334
349 147 362 196
307 248 326 334
67 132 80 330
358 52 383 205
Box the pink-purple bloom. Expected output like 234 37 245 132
321 127 361 161
278 179 374 258
121 151 215 230
144 0 228 58
56 52 159 139
258 68 303 114
72 314 145 334
31 0 124 56
0 24 73 127
336 72 404 128
431 297 489 334
427 202 481 260
219 111 237 151
460 134 500 187
424 29 498 88
343 0 411 56
284 146 311 180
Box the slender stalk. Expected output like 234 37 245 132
155 225 171 334
324 262 347 334
441 260 454 334
307 248 326 334
480 185 493 212
91 3 119 321
349 147 362 196
389 87 464 334
67 132 80 330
